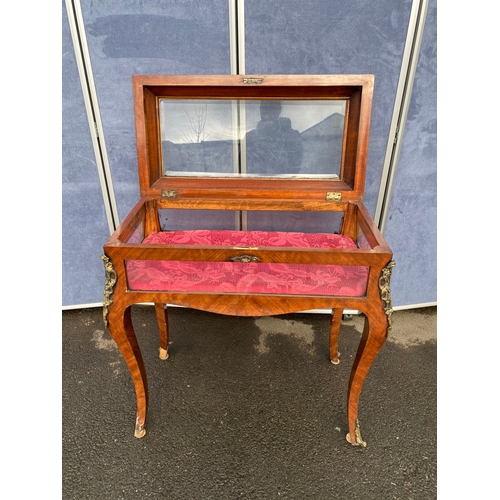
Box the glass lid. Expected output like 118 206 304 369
159 98 346 179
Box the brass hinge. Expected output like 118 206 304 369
326 192 342 201
161 190 177 199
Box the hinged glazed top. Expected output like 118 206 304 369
133 74 374 202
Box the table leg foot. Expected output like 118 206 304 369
346 419 366 447
135 416 146 438
159 347 169 360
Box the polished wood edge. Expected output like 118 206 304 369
132 74 375 88
149 178 354 196
103 245 391 265
108 292 377 318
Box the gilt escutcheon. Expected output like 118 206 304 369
230 255 261 263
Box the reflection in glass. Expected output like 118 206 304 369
160 98 346 178
160 99 236 176
244 101 303 175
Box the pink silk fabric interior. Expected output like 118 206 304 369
126 230 369 296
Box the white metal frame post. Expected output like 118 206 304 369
65 0 119 235
374 0 430 234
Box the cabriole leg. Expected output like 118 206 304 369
345 310 387 447
155 303 169 360
346 260 394 447
106 304 149 438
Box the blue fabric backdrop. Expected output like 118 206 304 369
383 0 437 306
62 1 111 306
63 0 231 306
244 0 436 307
62 0 436 308
79 0 231 221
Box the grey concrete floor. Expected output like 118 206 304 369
62 305 437 499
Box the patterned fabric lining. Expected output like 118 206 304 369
126 230 369 296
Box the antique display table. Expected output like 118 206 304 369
102 74 394 446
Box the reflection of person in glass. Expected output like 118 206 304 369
245 100 303 175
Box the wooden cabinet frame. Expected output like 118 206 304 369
102 74 394 446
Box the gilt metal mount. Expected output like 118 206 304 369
135 416 146 438
378 260 396 336
346 419 367 447
101 254 117 328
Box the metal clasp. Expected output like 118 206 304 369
243 78 263 84
161 190 177 199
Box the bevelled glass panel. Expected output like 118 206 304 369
160 98 345 178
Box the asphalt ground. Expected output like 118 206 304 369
62 305 437 499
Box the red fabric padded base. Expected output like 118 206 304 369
126 230 369 297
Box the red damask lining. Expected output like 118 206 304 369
126 230 369 296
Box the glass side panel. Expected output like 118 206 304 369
157 209 344 233
245 210 344 234
160 98 346 178
123 220 144 243
126 260 368 297
357 220 373 249
158 209 239 231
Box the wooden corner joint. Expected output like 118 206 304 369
100 254 117 328
378 260 396 336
